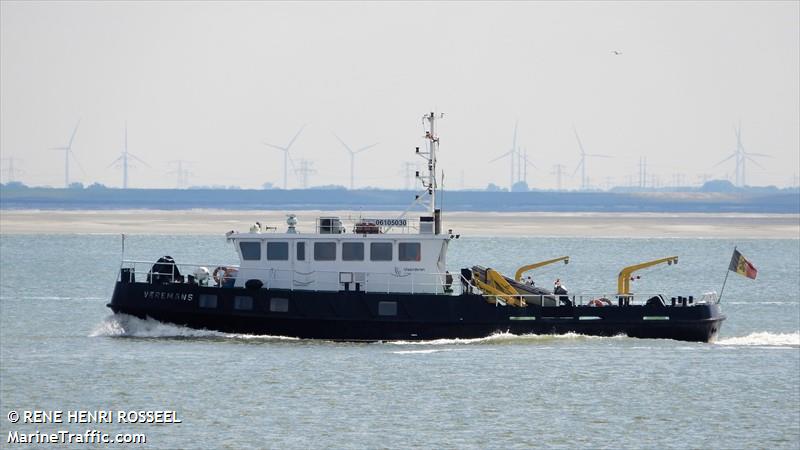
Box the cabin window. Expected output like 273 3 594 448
234 296 253 310
398 242 421 261
314 242 337 261
239 242 261 261
378 301 397 316
267 242 289 261
297 242 305 261
270 297 289 312
342 242 364 261
199 294 217 309
370 242 393 261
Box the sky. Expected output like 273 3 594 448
1 1 798 190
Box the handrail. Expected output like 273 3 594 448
120 259 707 306
119 259 474 296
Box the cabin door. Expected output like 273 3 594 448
293 240 313 290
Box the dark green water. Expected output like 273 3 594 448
1 235 798 449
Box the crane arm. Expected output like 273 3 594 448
617 256 678 295
472 267 526 307
514 256 570 281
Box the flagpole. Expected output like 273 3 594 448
718 245 736 304
120 233 126 269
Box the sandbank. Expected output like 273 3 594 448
1 210 798 238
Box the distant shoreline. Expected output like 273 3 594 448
1 209 798 238
2 187 798 214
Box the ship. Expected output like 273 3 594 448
108 112 725 342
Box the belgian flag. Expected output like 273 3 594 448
728 249 758 280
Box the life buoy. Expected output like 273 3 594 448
213 266 236 285
588 298 611 307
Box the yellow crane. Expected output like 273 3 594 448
472 268 527 307
617 256 678 296
514 256 570 282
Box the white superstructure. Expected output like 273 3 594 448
227 112 454 294
228 217 450 293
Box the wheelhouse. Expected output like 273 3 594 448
227 216 451 294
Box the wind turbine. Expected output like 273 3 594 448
108 123 149 189
489 121 519 190
50 120 85 187
333 132 378 190
715 123 769 186
264 125 306 189
572 127 611 190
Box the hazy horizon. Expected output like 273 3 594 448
1 1 798 190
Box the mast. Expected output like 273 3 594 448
418 111 442 216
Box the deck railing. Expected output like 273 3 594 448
119 259 473 295
118 259 717 306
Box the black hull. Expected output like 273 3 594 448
108 281 725 343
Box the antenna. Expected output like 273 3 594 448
333 132 377 190
389 112 444 233
264 125 306 189
416 112 442 215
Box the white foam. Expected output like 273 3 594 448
391 349 451 355
725 302 799 306
1 296 106 301
715 331 800 347
90 314 297 341
385 331 626 346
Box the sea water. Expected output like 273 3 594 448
1 234 798 449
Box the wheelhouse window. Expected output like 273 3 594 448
239 242 262 261
267 242 289 261
314 242 337 261
370 242 393 261
342 242 364 261
398 242 421 261
297 242 305 261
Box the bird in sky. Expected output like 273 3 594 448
612 50 623 55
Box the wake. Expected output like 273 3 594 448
385 332 628 346
91 315 799 348
89 314 297 341
715 331 800 347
